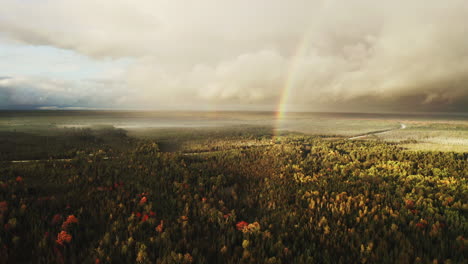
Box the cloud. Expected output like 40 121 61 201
37 106 102 110
0 0 467 112
0 76 129 109
124 49 285 106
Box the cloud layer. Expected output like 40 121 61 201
1 0 467 112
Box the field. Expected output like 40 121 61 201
0 111 467 263
374 121 468 153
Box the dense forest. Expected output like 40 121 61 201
0 127 466 263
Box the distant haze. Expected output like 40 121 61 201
0 0 467 112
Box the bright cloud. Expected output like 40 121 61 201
0 0 467 112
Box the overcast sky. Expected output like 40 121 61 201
0 0 467 112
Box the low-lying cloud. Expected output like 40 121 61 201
0 76 129 108
0 0 467 112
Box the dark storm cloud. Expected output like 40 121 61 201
0 76 130 109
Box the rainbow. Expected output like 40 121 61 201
274 30 313 136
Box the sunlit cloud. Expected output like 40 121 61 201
0 0 467 112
